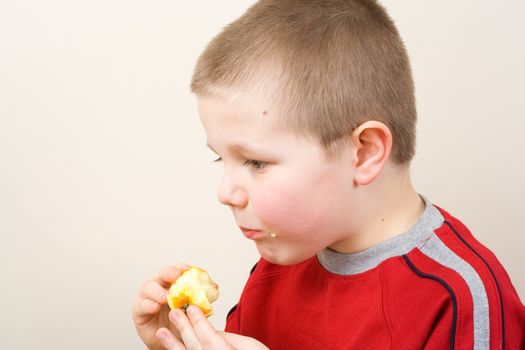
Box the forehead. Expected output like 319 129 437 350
196 93 322 156
197 93 284 136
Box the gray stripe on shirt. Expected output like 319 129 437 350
420 234 490 350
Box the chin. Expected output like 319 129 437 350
257 244 315 266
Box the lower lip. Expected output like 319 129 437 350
241 229 267 240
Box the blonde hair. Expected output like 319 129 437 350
191 0 417 164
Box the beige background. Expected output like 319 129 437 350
1 1 523 349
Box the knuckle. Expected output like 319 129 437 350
139 299 151 313
140 279 154 291
140 280 167 302
175 262 190 270
157 266 183 285
139 280 154 296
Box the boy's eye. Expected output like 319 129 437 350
211 157 266 170
244 159 266 169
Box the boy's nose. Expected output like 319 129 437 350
217 173 248 208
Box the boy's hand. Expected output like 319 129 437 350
156 305 269 350
132 264 190 350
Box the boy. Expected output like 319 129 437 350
132 0 525 349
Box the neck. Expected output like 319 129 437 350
329 163 425 254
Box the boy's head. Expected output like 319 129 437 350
191 0 417 164
192 0 420 265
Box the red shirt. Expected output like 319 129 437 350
225 205 525 349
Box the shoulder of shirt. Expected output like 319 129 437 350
397 205 525 350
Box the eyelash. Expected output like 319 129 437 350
213 157 267 170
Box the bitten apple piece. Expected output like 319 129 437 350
167 267 219 317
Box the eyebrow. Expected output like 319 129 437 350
206 142 260 155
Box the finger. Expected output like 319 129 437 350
132 287 165 325
170 309 202 350
186 305 231 349
134 297 162 319
156 328 187 350
221 332 269 350
139 280 170 304
155 264 191 288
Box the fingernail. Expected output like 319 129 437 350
169 310 180 322
157 330 168 342
186 305 197 315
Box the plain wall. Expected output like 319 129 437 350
1 1 523 349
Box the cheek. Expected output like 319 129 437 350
252 180 327 235
255 189 298 229
251 162 351 237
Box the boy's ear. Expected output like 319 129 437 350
350 121 393 186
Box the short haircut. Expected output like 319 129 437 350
191 0 417 164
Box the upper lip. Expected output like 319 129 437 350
239 226 262 232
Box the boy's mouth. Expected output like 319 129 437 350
239 226 267 240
